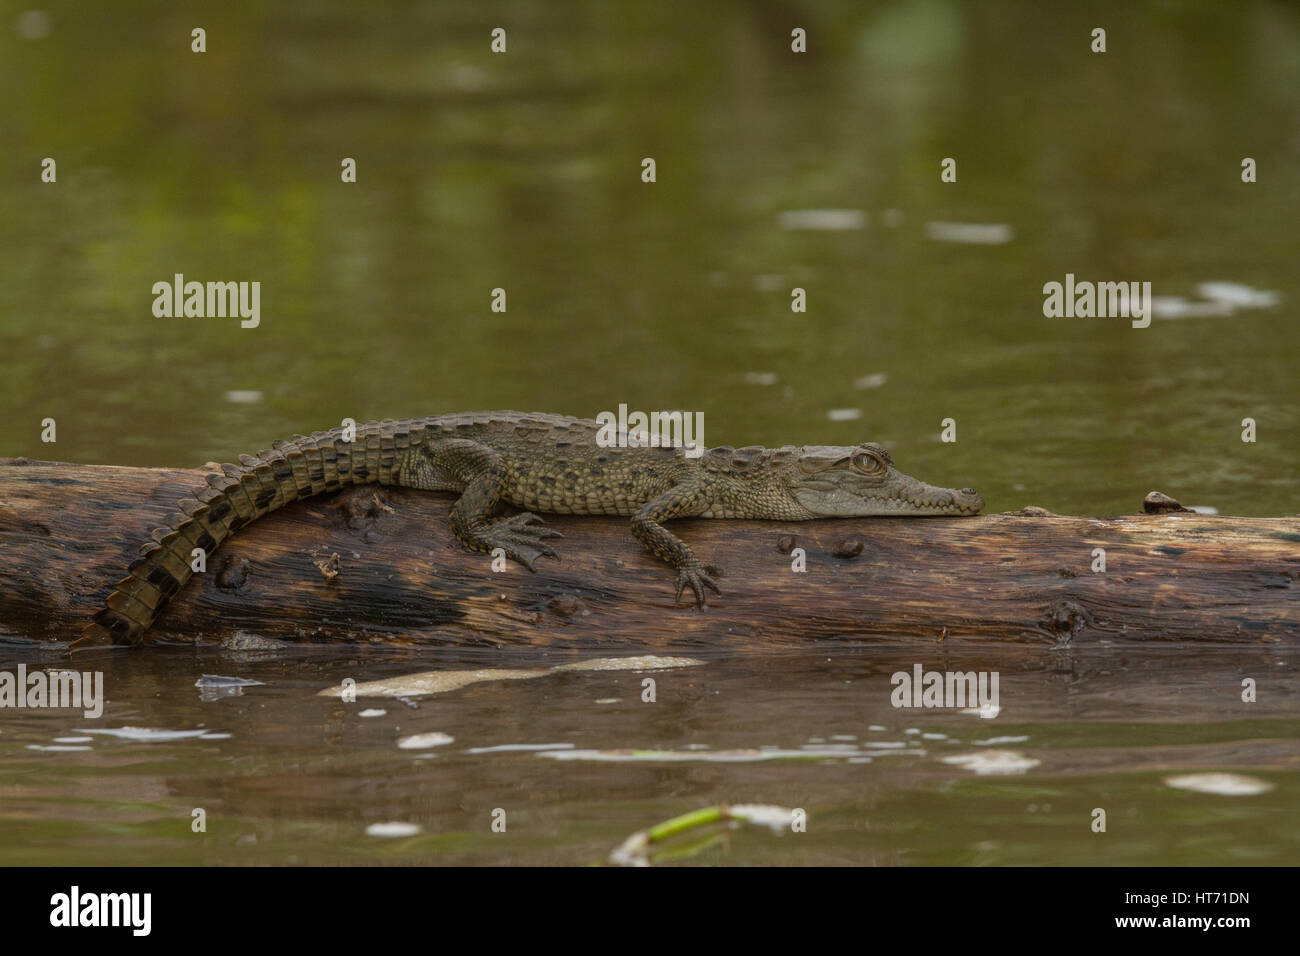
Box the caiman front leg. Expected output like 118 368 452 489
631 483 721 608
419 440 564 571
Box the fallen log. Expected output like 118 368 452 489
0 458 1296 647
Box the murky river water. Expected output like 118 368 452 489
2 643 1297 865
1 2 1297 864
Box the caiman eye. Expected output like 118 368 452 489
852 452 886 475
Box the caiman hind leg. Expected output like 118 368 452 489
630 483 721 608
413 439 563 571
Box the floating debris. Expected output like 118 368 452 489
541 745 892 763
1165 773 1273 796
973 735 1029 746
396 732 454 750
853 373 888 390
223 390 263 404
195 675 264 688
320 668 545 698
609 803 797 867
195 674 264 701
80 727 211 742
26 744 92 752
826 408 862 422
358 709 387 718
552 656 705 673
744 371 779 386
465 743 575 754
320 656 703 700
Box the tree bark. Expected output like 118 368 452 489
1 458 1296 647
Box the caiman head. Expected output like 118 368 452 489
781 442 985 518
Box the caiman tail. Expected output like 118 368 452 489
73 419 420 650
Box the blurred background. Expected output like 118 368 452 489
2 0 1298 514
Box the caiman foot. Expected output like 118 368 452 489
674 561 722 608
478 512 563 572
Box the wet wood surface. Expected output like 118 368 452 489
1 458 1296 646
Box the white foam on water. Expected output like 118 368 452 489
854 373 887 389
1152 281 1280 320
1165 773 1273 796
365 822 422 838
1197 281 1280 308
925 221 1013 244
1150 296 1232 319
942 750 1040 775
778 209 866 230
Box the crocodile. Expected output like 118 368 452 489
74 411 985 648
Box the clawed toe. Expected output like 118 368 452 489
485 513 563 572
674 564 722 608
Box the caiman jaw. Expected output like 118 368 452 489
788 444 985 517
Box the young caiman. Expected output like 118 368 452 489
75 411 985 647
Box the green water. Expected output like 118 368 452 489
0 1 1297 865
1 0 1296 515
